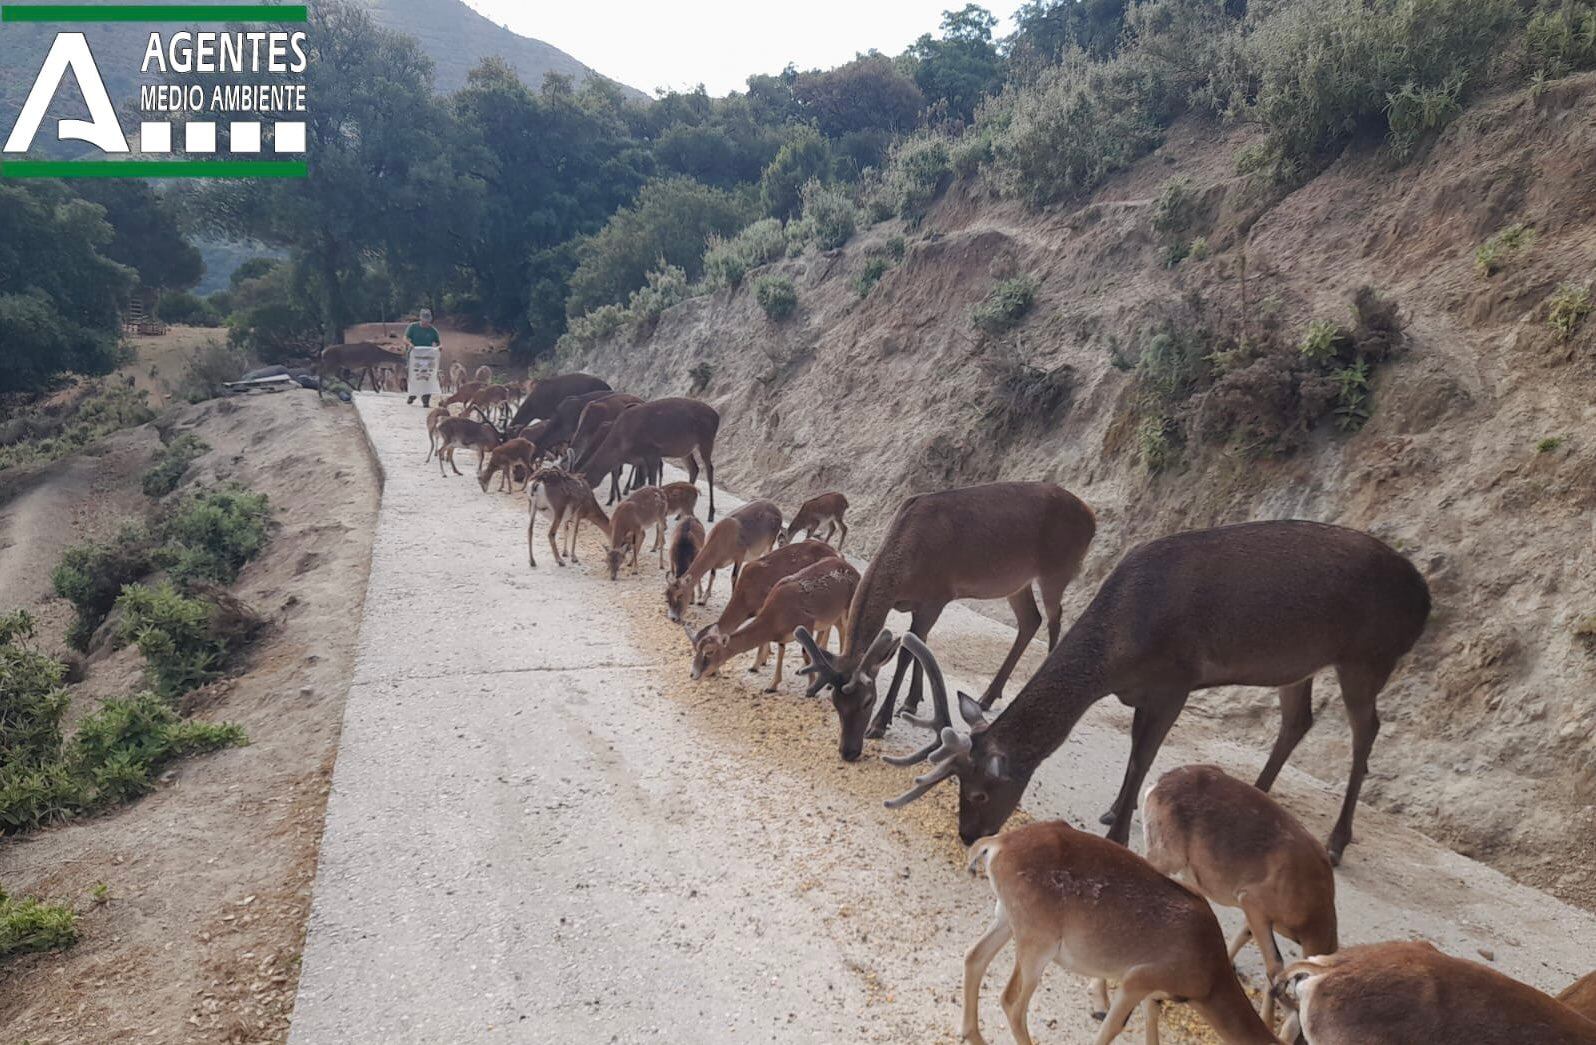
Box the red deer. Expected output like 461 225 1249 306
473 364 493 386
794 482 1094 760
876 520 1432 864
692 540 839 648
1280 942 1596 1043
316 342 405 397
447 360 468 394
469 383 517 427
962 819 1284 1045
779 492 850 550
689 557 859 692
478 438 540 493
569 393 644 465
434 417 502 477
661 481 700 520
423 404 451 462
1562 973 1596 1021
441 381 486 412
605 486 670 580
1144 764 1338 1028
663 499 781 621
526 467 609 568
508 372 611 429
668 515 708 602
580 398 720 520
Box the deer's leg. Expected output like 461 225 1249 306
999 939 1051 1045
1256 677 1315 792
527 511 538 568
1226 924 1253 963
764 643 784 693
962 902 1012 1045
1092 972 1161 1045
548 507 566 566
438 443 448 476
980 586 1042 710
868 603 946 739
569 517 582 563
1142 999 1160 1045
1038 571 1072 651
1102 690 1189 844
685 453 699 485
704 452 715 522
1327 662 1390 865
1243 903 1285 1025
449 447 465 477
836 517 848 552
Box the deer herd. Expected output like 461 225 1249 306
376 359 1593 1045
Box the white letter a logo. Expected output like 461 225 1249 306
4 33 129 154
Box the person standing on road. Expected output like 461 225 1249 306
405 308 442 406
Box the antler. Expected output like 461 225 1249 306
884 633 955 764
793 626 843 697
884 727 969 807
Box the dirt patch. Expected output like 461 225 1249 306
0 390 379 1044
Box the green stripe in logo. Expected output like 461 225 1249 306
1 159 308 178
1 5 308 22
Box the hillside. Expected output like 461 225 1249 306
568 73 1596 907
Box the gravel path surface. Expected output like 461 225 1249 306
290 392 1596 1044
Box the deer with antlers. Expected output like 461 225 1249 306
508 372 611 429
1279 942 1596 1043
605 486 670 580
1143 764 1338 1029
778 492 850 550
526 466 609 568
578 398 720 520
434 416 503 478
316 342 406 397
478 438 540 494
963 817 1285 1045
689 556 860 692
792 481 1094 762
469 383 519 428
664 499 781 621
874 520 1431 865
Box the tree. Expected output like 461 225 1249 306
73 182 202 291
1009 0 1130 63
759 127 832 219
0 182 134 394
793 55 925 138
908 5 1005 123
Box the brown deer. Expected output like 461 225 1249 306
689 556 860 692
661 481 700 520
469 383 518 427
545 391 629 465
434 416 503 477
579 398 720 520
664 499 781 621
668 515 708 601
1143 764 1338 1028
605 486 670 580
316 342 405 397
1562 973 1596 1022
1280 942 1596 1044
526 467 609 568
423 404 452 462
447 360 468 394
508 372 611 429
779 492 850 550
473 364 493 386
569 393 644 464
477 438 540 493
962 819 1284 1045
441 381 486 412
692 540 839 648
793 482 1094 761
876 520 1432 864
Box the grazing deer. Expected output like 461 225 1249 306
473 364 493 386
447 360 467 394
605 486 670 580
526 467 609 568
1562 973 1596 1022
793 482 1094 760
569 393 644 464
478 438 540 493
1280 942 1596 1044
508 372 611 429
579 398 720 520
963 818 1284 1045
668 515 708 601
435 416 503 477
693 540 839 647
779 492 850 550
316 342 405 397
423 404 452 462
469 384 517 427
878 520 1432 864
546 390 627 457
664 499 781 621
661 481 700 520
441 381 486 412
1143 764 1338 1028
689 556 859 692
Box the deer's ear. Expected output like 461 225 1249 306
957 691 987 727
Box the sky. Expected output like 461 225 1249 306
461 0 1027 97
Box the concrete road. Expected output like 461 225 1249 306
289 392 1596 1044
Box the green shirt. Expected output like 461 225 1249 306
405 321 440 347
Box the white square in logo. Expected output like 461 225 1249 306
139 122 172 154
275 122 307 154
185 122 217 154
230 122 262 153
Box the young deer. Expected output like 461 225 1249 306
1143 764 1338 1028
526 467 609 568
435 417 503 477
964 818 1284 1045
423 404 452 462
469 384 516 427
693 540 838 648
779 491 850 550
447 360 468 394
879 521 1431 864
440 381 486 412
661 481 700 520
689 556 860 693
668 515 708 601
477 438 539 493
1562 972 1596 1022
664 499 781 621
579 397 720 519
473 364 493 386
605 486 670 580
508 372 611 429
793 482 1095 760
1280 942 1596 1043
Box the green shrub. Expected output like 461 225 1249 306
1475 224 1537 276
1545 282 1592 338
1525 0 1596 81
799 179 859 251
625 264 693 328
1137 415 1177 472
0 382 155 474
71 692 245 805
972 275 1040 335
882 134 953 219
52 522 158 650
688 362 713 394
1536 435 1565 453
855 257 891 297
141 435 210 498
0 888 78 958
1188 237 1210 262
885 235 907 261
1151 176 1198 235
557 302 628 356
982 351 1074 437
754 275 798 320
159 486 271 586
0 612 70 770
175 341 250 403
116 583 231 698
702 218 786 288
157 290 221 327
1299 319 1343 361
